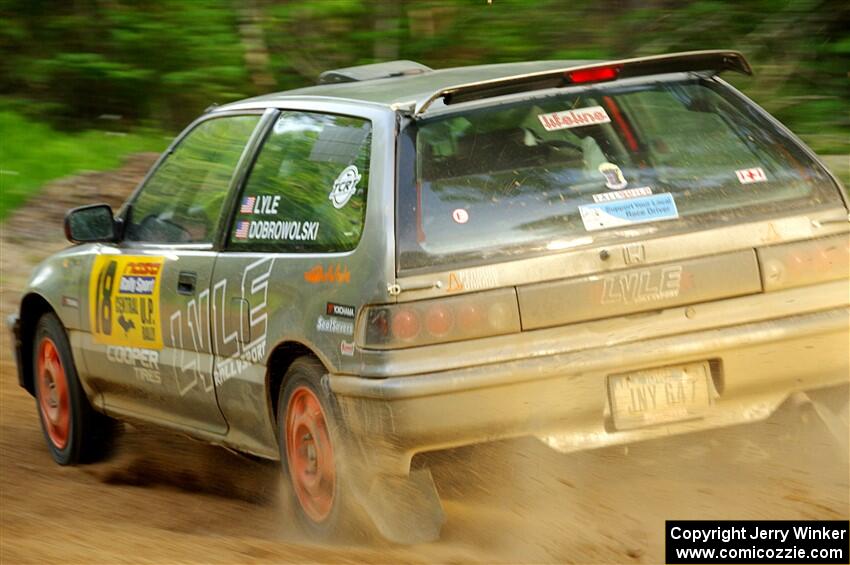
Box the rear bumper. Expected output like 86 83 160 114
331 306 849 474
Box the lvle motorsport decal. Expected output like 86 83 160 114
89 256 164 349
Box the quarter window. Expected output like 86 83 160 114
228 111 371 252
126 115 260 244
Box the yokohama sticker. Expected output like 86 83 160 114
538 106 610 131
326 302 355 319
89 256 164 349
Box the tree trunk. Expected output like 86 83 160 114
235 0 276 91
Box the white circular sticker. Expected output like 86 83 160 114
452 208 469 224
328 165 362 209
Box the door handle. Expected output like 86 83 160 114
177 271 197 295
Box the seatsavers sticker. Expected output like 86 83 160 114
578 193 679 231
88 256 164 349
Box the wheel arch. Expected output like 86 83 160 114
266 340 332 426
17 292 61 396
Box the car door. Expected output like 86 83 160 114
82 112 263 433
208 109 373 450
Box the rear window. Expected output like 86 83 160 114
397 77 841 272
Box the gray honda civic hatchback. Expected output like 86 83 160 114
9 50 849 542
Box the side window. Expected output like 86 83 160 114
228 111 371 252
126 115 260 244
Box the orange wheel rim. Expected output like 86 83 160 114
285 386 336 523
36 337 70 449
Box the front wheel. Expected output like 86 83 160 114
33 312 116 465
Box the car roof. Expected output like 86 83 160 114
219 60 596 110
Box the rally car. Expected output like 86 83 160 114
9 50 849 542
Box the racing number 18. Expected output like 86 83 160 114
94 260 117 336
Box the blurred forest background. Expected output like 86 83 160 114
0 0 848 217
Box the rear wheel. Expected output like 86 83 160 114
277 357 369 539
33 312 116 465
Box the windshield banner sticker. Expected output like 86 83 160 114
592 186 652 203
538 106 611 131
579 193 679 231
89 255 164 349
598 162 628 190
329 165 361 208
736 167 767 184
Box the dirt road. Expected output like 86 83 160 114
1 157 847 563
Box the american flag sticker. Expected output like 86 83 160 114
735 167 767 184
240 196 256 214
234 221 250 239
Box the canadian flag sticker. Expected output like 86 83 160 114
735 167 768 184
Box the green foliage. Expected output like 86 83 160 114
262 0 848 152
0 109 167 219
1 0 250 127
0 0 846 217
1 0 846 140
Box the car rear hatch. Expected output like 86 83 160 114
368 52 849 351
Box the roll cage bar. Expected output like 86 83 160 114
413 50 752 116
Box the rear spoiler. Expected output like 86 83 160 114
414 50 752 116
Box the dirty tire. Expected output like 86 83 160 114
33 312 117 465
277 357 371 541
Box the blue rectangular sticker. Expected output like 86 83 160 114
578 193 679 231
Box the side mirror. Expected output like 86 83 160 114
64 204 117 244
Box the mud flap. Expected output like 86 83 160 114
353 468 445 544
792 389 850 460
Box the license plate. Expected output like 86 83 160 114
608 362 714 430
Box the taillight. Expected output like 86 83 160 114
424 304 453 337
391 309 420 341
361 288 521 349
456 303 484 331
567 65 620 84
758 234 849 291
